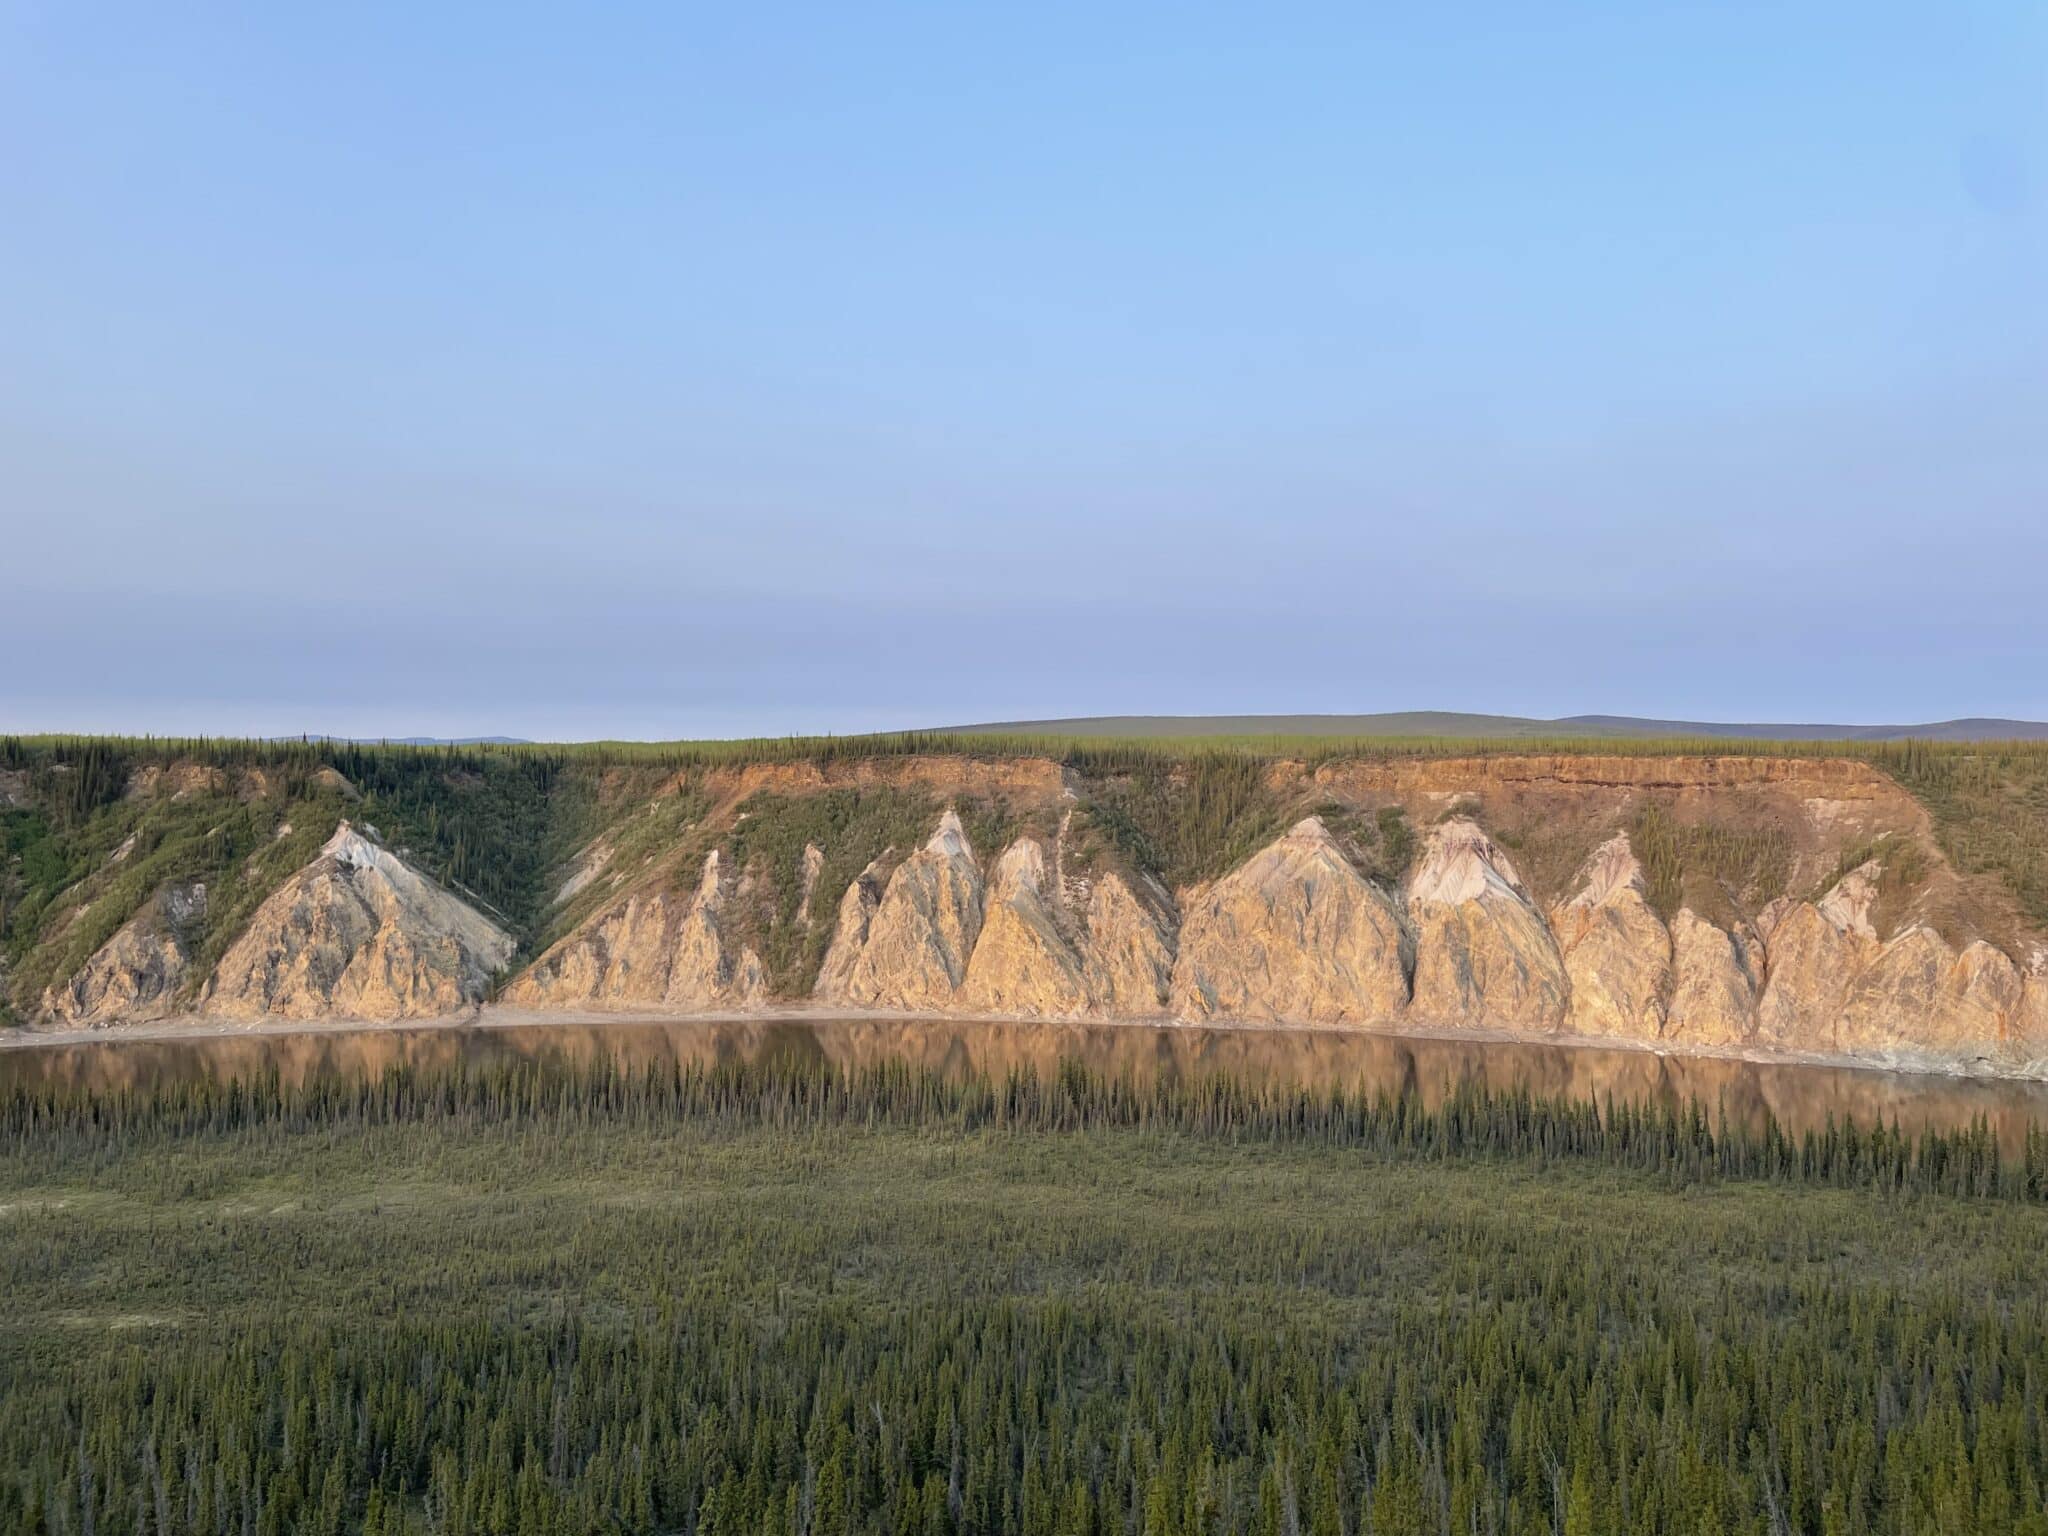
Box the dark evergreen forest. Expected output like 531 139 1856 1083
4 1056 2047 1535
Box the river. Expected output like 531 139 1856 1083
7 1015 2048 1150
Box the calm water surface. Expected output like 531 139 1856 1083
8 1016 2048 1150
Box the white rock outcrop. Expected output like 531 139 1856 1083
958 840 1090 1016
1663 909 1764 1048
43 881 209 1026
1169 817 1409 1024
203 824 514 1021
1077 871 1177 1017
1406 818 1568 1032
1549 834 1671 1040
815 811 985 1010
1754 863 1884 1053
506 849 763 1010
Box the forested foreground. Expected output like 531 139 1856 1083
5 1060 2048 1535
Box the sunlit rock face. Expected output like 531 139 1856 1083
815 810 985 1011
505 850 762 1011
1835 929 2021 1062
814 828 1176 1019
1663 910 1763 1049
204 824 514 1022
662 851 767 1010
1816 863 1883 942
1406 818 1567 1032
43 881 208 1026
1549 833 1670 1041
958 840 1090 1017
2017 962 2048 1067
1169 817 1410 1024
1743 861 2035 1065
1754 864 1884 1054
505 890 675 1006
793 843 826 927
1077 871 1177 1017
34 739 2048 1082
812 855 887 1002
301 751 2042 1073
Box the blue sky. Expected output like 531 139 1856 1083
4 2 2044 739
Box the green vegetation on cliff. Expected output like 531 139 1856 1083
1076 752 1287 888
0 741 575 1020
1884 741 2048 928
722 789 951 993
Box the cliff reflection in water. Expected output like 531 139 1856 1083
9 1018 2048 1152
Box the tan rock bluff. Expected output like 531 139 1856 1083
1169 817 1409 1024
1406 818 1567 1032
203 824 514 1021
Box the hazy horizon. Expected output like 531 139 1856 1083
15 711 2048 749
7 3 2045 740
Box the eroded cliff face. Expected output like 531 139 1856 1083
1754 865 1882 1053
813 856 886 1000
42 881 208 1026
84 750 2022 1075
203 825 514 1022
2020 959 2048 1063
814 826 1179 1019
1836 929 2022 1061
505 850 763 1011
1664 910 1764 1048
484 788 2048 1073
816 811 985 1010
1169 817 1407 1024
1549 834 1670 1041
793 843 826 927
1407 819 1568 1032
957 840 1090 1016
664 852 768 1009
508 890 675 1006
1078 872 1176 1017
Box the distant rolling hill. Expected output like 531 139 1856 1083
377 736 532 746
934 713 2048 742
279 735 534 746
